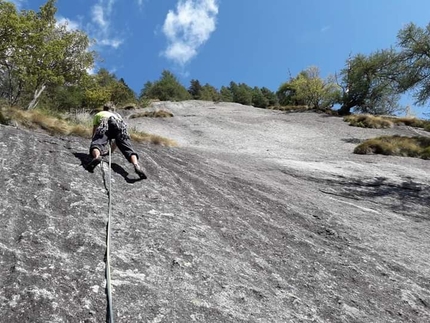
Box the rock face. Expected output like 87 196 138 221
1 101 430 323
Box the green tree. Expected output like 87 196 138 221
261 87 278 106
231 82 253 105
145 70 191 101
396 22 430 106
219 86 233 102
48 85 85 111
139 81 153 99
277 82 303 106
252 87 269 108
111 78 136 105
338 52 401 115
188 79 203 99
278 66 340 110
0 0 94 109
200 83 220 101
95 68 116 88
0 1 21 104
83 86 111 110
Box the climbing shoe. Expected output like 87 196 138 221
85 156 102 173
134 163 147 179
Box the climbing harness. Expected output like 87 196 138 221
109 115 131 140
105 141 114 323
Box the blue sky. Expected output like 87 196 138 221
9 0 430 117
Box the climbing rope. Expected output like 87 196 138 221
106 141 114 323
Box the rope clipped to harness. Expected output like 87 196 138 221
106 141 114 323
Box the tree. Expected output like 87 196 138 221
0 0 94 109
95 68 116 88
144 70 190 101
111 78 136 105
261 87 278 106
83 86 111 110
230 82 253 105
251 87 269 108
396 23 430 106
0 1 21 104
278 66 340 110
277 82 303 106
188 79 202 99
139 81 153 100
200 83 220 101
48 85 85 111
337 52 401 115
219 86 233 102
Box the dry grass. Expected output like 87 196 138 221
345 114 430 131
344 114 394 129
130 130 177 146
354 135 430 159
388 117 430 131
2 107 176 146
7 108 92 137
269 105 310 112
129 110 174 119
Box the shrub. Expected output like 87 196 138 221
129 110 174 119
269 105 310 112
344 115 394 128
354 135 430 159
346 114 430 131
129 127 176 146
0 108 9 125
390 117 425 127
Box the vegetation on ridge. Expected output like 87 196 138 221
0 106 176 146
3 0 430 117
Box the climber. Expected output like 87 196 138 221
85 103 147 179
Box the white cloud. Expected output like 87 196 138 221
92 4 108 31
99 38 123 49
106 0 117 14
56 16 81 31
162 0 219 65
90 0 123 49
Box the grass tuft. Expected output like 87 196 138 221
129 110 174 119
129 129 177 146
345 114 430 131
269 105 310 112
390 117 426 127
354 135 430 159
344 115 394 129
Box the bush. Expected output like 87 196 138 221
389 117 430 131
354 135 430 159
129 110 173 119
0 108 9 125
128 127 176 146
269 105 310 112
344 115 394 128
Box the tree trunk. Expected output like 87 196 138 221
338 103 353 116
27 85 46 110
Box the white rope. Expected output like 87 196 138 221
106 142 114 323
